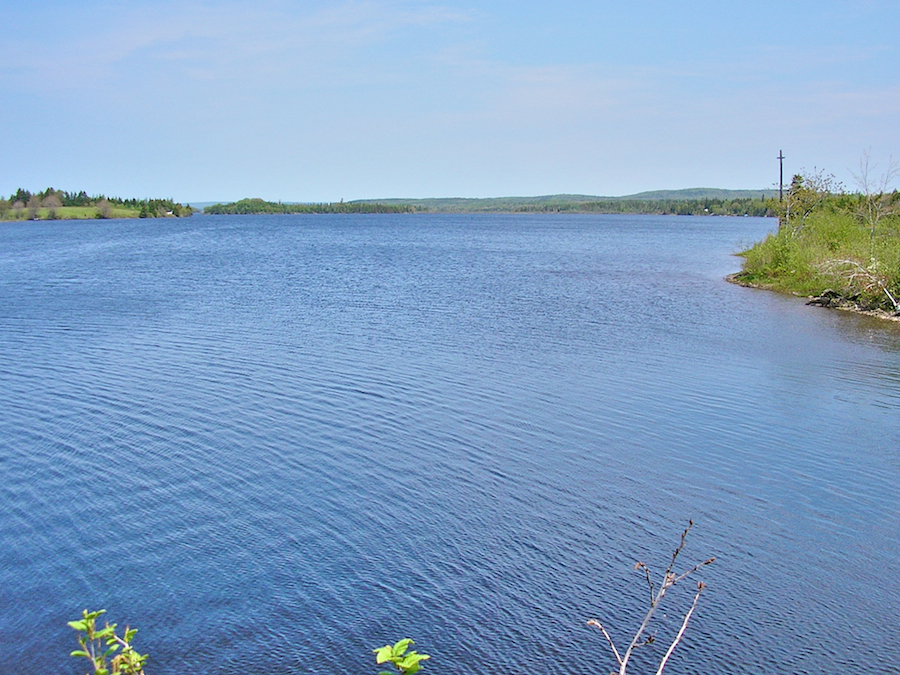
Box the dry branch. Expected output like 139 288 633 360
819 258 900 311
587 521 714 675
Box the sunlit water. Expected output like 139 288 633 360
1 214 898 675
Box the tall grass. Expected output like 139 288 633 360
1 205 143 221
735 194 900 312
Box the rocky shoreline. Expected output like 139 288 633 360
726 273 900 323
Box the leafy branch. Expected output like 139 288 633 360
780 170 842 236
374 639 430 675
68 609 147 675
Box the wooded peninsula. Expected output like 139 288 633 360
0 188 193 220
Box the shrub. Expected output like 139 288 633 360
68 609 147 675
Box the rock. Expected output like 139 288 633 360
807 289 842 307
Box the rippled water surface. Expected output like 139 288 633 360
2 214 899 675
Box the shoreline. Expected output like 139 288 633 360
726 273 900 323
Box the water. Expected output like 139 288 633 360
1 214 898 675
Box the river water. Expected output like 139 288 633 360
1 214 898 675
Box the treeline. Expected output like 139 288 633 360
498 197 775 216
206 196 775 216
0 187 193 220
339 196 775 215
204 198 413 215
732 169 900 315
338 190 776 215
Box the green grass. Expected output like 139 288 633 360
733 202 900 312
1 205 144 221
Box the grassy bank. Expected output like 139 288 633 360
0 188 193 221
731 171 900 315
1 205 143 220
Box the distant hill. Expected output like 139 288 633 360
354 189 777 209
348 188 778 215
197 188 779 217
623 188 777 200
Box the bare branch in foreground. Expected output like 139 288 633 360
586 620 622 666
587 523 714 675
654 582 706 675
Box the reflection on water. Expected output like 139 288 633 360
0 214 898 675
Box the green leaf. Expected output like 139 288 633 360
374 646 393 664
70 650 89 658
68 621 87 631
392 639 412 656
399 654 426 669
404 663 420 675
379 670 396 675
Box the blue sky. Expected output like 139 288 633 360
2 0 898 202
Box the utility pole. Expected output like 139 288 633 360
778 150 785 201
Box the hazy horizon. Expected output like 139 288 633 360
183 186 775 205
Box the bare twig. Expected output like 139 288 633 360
819 258 900 311
851 151 900 247
654 582 706 675
587 620 622 666
673 557 716 584
587 523 714 675
664 520 693 578
635 561 655 602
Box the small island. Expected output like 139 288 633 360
730 166 900 319
0 188 193 221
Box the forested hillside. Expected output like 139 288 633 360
206 189 778 216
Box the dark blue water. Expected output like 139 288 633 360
1 214 898 675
